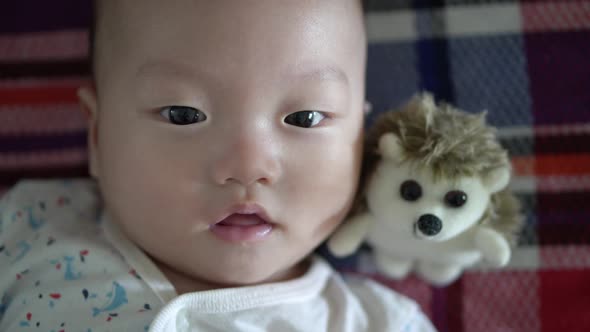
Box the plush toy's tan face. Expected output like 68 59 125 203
367 159 493 242
366 132 509 242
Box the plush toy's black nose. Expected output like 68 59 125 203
417 214 442 236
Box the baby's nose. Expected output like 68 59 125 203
211 129 281 187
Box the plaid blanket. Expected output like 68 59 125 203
1 1 589 331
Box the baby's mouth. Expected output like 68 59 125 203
209 211 274 243
217 213 268 227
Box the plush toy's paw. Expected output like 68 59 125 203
327 235 360 257
416 262 462 287
374 252 412 279
327 214 372 257
475 227 511 267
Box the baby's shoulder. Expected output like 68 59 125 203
0 178 101 240
1 178 100 213
1 178 98 206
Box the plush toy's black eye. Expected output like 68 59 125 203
400 180 422 201
445 190 468 207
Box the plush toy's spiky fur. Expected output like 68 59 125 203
482 189 523 246
365 94 508 180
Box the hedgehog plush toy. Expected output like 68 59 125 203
328 93 523 286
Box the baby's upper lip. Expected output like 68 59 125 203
213 203 274 225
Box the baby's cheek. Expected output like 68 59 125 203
100 145 177 217
291 144 358 225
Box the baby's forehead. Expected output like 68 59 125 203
92 0 366 93
93 0 365 52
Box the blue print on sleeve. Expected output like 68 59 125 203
63 256 83 280
24 206 45 230
0 292 11 317
92 282 128 317
11 241 31 264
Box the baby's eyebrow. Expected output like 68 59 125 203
288 65 349 86
136 61 198 82
135 60 349 87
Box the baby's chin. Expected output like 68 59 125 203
156 255 311 293
205 258 310 289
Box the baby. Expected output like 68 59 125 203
0 0 436 331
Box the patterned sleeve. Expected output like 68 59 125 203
0 182 32 323
0 180 163 331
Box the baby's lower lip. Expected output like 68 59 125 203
209 214 273 243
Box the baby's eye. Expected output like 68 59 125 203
284 111 326 128
160 106 207 125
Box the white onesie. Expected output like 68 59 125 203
0 179 436 331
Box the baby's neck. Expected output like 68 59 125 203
151 256 310 294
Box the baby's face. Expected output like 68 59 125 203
81 0 366 287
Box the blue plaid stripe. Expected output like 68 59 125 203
449 34 533 127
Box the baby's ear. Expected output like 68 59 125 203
378 132 404 162
482 165 511 193
77 86 100 179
